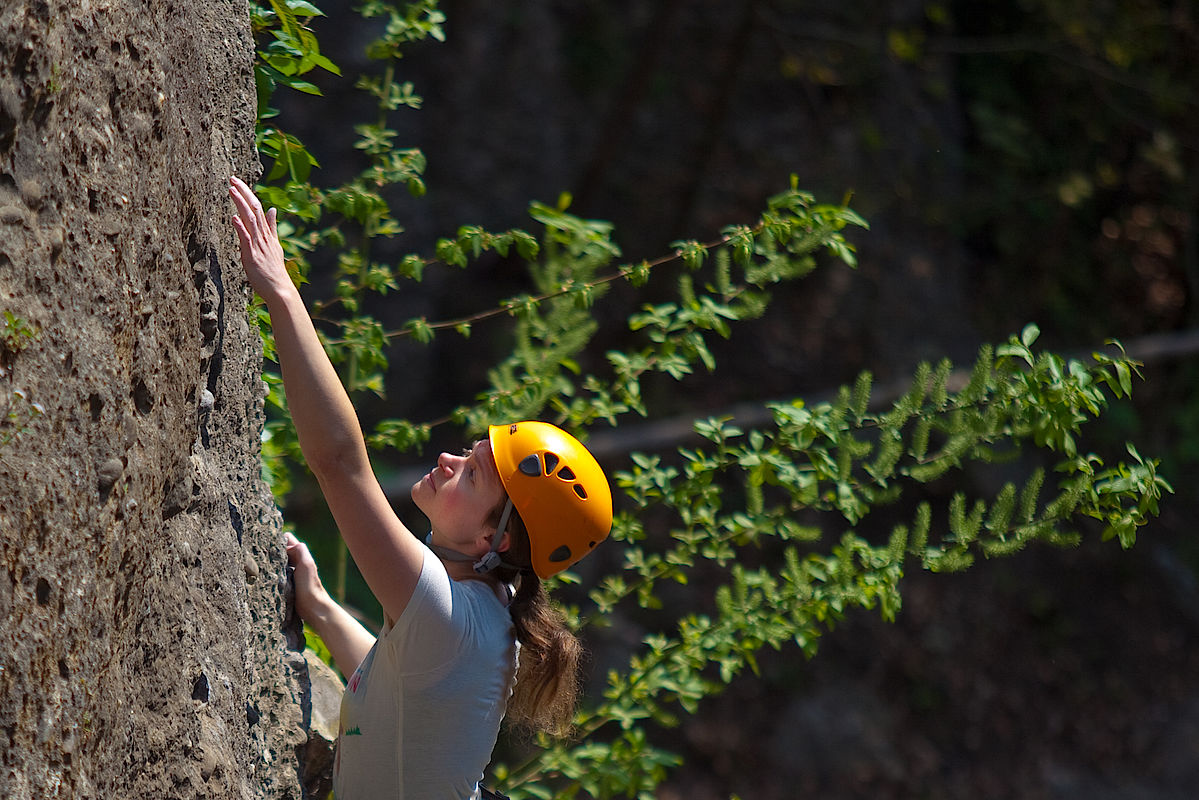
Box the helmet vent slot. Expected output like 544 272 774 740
548 545 572 563
543 452 560 475
557 466 575 481
518 454 541 476
572 484 588 500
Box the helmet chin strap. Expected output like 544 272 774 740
425 499 515 575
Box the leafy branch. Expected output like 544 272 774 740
493 326 1171 798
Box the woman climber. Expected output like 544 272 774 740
229 175 612 799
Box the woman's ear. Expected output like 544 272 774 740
496 530 512 553
479 526 512 554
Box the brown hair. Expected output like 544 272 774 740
487 501 582 737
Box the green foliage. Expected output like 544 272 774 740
490 332 1168 798
0 311 42 450
250 0 339 183
0 310 37 354
245 3 1172 797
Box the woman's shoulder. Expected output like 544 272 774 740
451 575 513 616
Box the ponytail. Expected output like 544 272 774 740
505 571 580 736
489 504 581 737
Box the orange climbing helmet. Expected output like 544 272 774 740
488 421 612 578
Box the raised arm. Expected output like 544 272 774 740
229 176 426 620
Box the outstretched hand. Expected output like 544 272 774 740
229 176 291 302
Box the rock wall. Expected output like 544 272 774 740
0 1 307 798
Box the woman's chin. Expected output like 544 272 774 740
410 479 428 507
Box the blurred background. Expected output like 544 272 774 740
272 1 1199 797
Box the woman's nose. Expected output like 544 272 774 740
436 452 458 472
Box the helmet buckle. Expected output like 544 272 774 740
474 550 503 574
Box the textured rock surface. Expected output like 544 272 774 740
300 649 342 800
0 1 308 797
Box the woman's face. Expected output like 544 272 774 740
411 440 507 555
